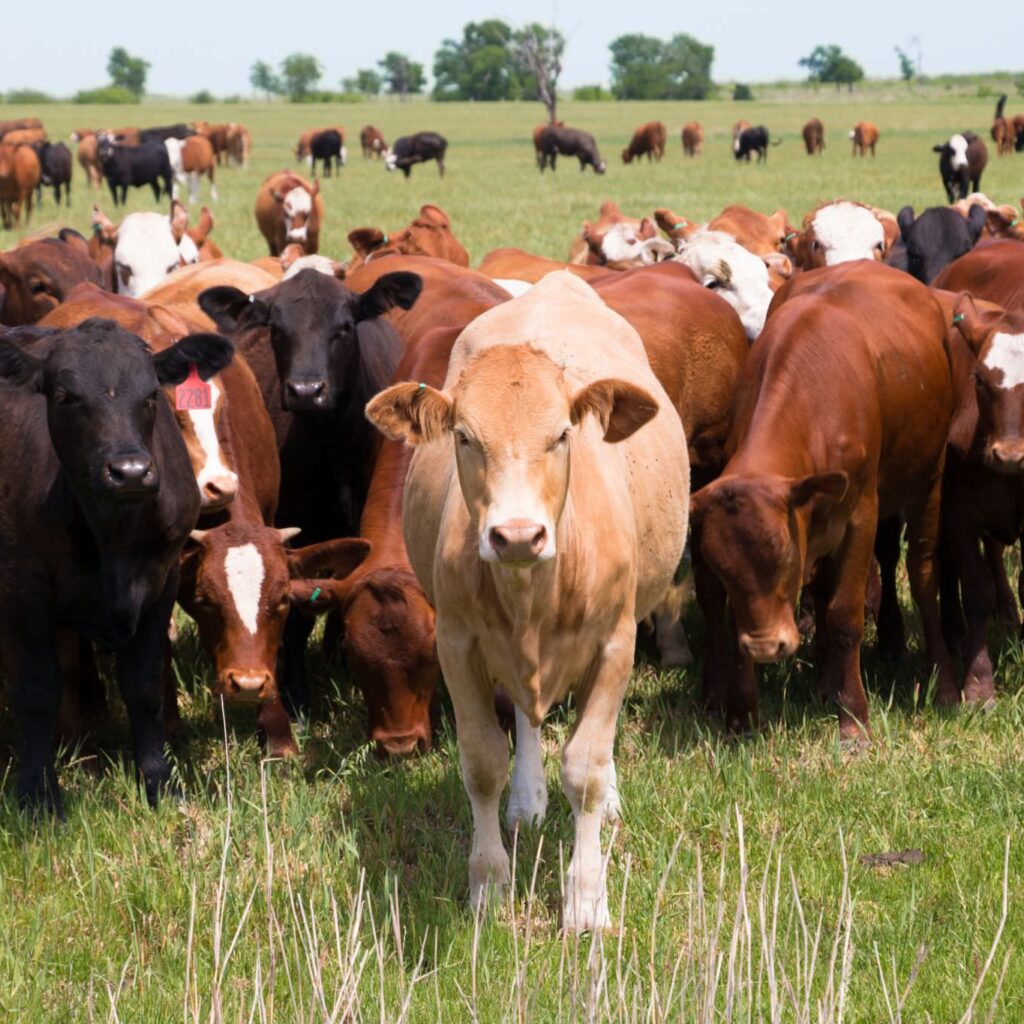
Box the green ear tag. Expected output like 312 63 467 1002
309 587 322 604
671 221 687 230
952 314 964 324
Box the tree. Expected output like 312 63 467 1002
107 47 149 99
894 46 916 83
250 60 281 101
433 20 520 102
379 52 425 100
661 33 715 99
798 44 865 92
352 69 383 96
279 52 322 101
514 23 565 121
609 34 670 100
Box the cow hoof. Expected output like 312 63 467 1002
506 786 548 830
561 892 611 935
963 679 996 707
935 686 963 708
469 868 510 914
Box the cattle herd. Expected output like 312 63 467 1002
1 100 1024 932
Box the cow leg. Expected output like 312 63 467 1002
726 646 760 734
957 530 997 705
694 535 730 714
208 169 218 203
257 699 299 758
561 618 633 934
188 171 200 205
506 704 548 829
151 181 161 202
278 609 314 718
438 157 445 178
874 516 906 661
162 634 182 741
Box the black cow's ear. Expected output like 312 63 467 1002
897 206 915 242
932 144 944 153
354 272 422 321
0 340 43 392
198 286 271 334
154 333 234 385
966 204 987 244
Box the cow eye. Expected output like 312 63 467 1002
455 430 473 449
701 275 720 290
28 280 48 295
335 322 354 339
116 263 132 280
549 428 570 451
54 388 81 407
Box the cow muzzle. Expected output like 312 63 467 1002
987 441 1024 474
220 669 273 704
484 519 551 565
101 454 159 497
738 627 800 664
284 378 331 412
372 724 431 758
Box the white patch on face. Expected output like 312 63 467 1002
115 212 183 298
477 457 559 564
811 203 885 265
384 151 397 170
600 223 643 263
283 187 312 241
224 543 264 635
984 333 1024 388
177 233 200 265
189 378 239 503
949 133 969 170
283 254 337 279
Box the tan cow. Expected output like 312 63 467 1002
254 171 324 256
850 121 879 157
367 272 689 932
71 130 103 189
226 123 251 167
0 143 41 228
681 121 703 156
1 128 46 149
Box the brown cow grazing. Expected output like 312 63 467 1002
0 143 41 228
802 118 825 155
622 121 666 164
225 123 251 167
367 272 688 933
850 121 879 157
567 200 672 267
346 204 470 270
691 261 957 737
254 171 324 256
992 96 1015 156
72 130 104 189
682 121 703 156
360 124 387 159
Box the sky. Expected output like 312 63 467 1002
4 0 1018 96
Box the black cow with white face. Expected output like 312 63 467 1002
98 136 174 206
890 204 986 284
0 319 233 814
536 124 606 174
734 125 778 162
384 132 448 178
933 131 988 203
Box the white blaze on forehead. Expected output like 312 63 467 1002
949 133 969 170
189 378 239 498
177 233 200 265
224 543 264 635
283 187 312 240
600 222 642 263
811 203 885 265
114 212 182 297
283 254 337 279
984 333 1024 388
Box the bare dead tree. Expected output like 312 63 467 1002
515 24 566 123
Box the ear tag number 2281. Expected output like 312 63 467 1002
175 364 212 411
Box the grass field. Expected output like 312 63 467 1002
1 96 1023 1021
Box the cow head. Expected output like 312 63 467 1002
791 201 886 269
690 472 848 662
953 294 1024 472
897 204 986 284
107 201 200 297
347 204 470 270
272 181 320 244
383 149 398 171
367 344 658 567
198 268 421 414
0 233 104 325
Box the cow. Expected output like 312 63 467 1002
192 121 229 164
141 259 278 319
532 121 564 169
254 171 324 256
932 239 1024 312
536 124 605 174
733 125 778 163
32 141 72 206
787 201 890 269
165 135 218 205
682 121 703 156
384 132 448 178
1 128 47 149
1015 114 1024 152
346 204 470 270
0 118 43 138
366 271 688 932
479 248 610 290
992 96 1015 156
802 118 825 155
108 126 142 146
225 123 251 167
360 124 387 159
950 193 1024 242
309 129 344 177
892 204 986 284
691 261 957 737
567 200 669 267
934 132 988 203
850 121 879 157
72 130 103 189
0 142 41 228
732 120 751 146
622 121 666 164
656 204 794 262
0 319 232 813
97 137 173 206
139 123 195 144
0 232 103 325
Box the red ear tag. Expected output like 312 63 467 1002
175 364 212 411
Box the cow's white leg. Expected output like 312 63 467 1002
603 758 621 822
655 611 693 667
560 621 632 934
210 180 219 203
188 172 199 205
506 705 547 829
339 145 347 167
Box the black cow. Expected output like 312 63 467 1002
98 138 174 206
198 268 422 714
933 131 988 203
310 129 344 178
536 125 606 174
734 125 779 162
890 204 986 284
384 132 448 178
139 123 195 144
0 319 233 814
32 141 72 206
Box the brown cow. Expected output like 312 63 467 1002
933 239 1024 310
192 121 229 164
656 203 794 263
166 135 218 205
254 171 324 256
1 129 46 149
682 121 704 156
225 123 251 168
850 121 879 157
802 118 825 155
347 204 470 270
0 232 104 324
71 130 103 189
691 261 957 737
567 200 671 267
0 143 41 228
479 248 611 289
787 200 891 269
0 118 43 139
360 124 387 159
142 259 277 323
991 96 1015 156
622 121 667 164
950 193 1024 242
295 126 346 161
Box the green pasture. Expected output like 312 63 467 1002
0 97 1023 1021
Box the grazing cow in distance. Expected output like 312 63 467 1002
802 118 825 155
622 121 666 163
360 124 387 159
682 121 703 156
734 125 778 162
0 232 103 325
367 272 688 932
0 319 233 813
992 96 1015 155
71 130 103 189
140 123 194 144
192 121 229 164
537 124 606 174
98 137 173 206
346 203 470 270
225 124 251 167
165 135 218 204
891 204 986 284
934 132 988 203
532 121 564 169
33 141 72 206
850 121 879 157
254 171 324 256
0 142 41 228
310 129 344 177
384 132 448 178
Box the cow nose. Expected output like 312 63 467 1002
989 443 1024 473
103 456 157 495
223 670 273 703
285 379 328 407
372 728 430 758
489 520 548 563
738 631 798 663
201 474 238 508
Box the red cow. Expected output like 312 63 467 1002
346 204 470 269
622 121 667 164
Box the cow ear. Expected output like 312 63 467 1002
310 179 320 197
271 190 285 204
952 293 987 353
169 200 189 243
638 217 657 240
354 271 422 320
897 206 915 242
418 204 449 227
767 209 790 237
194 206 215 240
598 200 621 218
966 204 987 244
931 144 944 153
198 285 271 333
347 227 386 258
287 538 371 610
0 339 43 392
365 382 452 445
789 471 848 509
153 332 234 385
654 207 696 243
58 228 91 258
571 379 659 443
